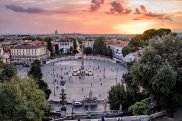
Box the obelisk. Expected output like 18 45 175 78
81 40 84 70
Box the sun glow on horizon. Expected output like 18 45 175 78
113 21 156 34
0 0 181 34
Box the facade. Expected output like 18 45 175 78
52 41 73 54
0 45 10 64
106 39 128 47
83 41 94 48
11 45 50 65
110 45 135 62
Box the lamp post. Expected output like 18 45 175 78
103 62 106 78
53 62 56 96
64 59 66 69
115 68 119 84
71 100 74 119
104 98 107 114
60 76 67 117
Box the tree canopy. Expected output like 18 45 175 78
28 60 51 99
84 47 92 55
0 62 17 82
128 99 150 115
93 37 113 58
46 38 53 56
55 44 59 55
122 28 172 56
28 60 42 80
124 35 182 116
108 84 145 111
0 77 48 121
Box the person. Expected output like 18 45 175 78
101 116 105 121
117 117 121 121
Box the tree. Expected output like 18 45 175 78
108 84 145 111
0 38 4 42
60 48 64 54
107 46 113 59
70 46 73 54
93 37 106 55
55 44 59 55
84 47 92 55
46 38 53 56
108 84 124 110
122 28 172 56
0 62 17 82
0 77 48 121
73 39 77 49
122 45 134 57
124 35 182 116
28 60 42 80
38 79 52 100
28 60 51 99
93 37 112 57
128 99 150 115
73 49 79 54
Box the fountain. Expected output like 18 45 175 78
82 89 98 107
72 39 93 76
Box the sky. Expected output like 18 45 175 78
0 0 182 34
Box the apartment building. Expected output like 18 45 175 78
11 45 50 65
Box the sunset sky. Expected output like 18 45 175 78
0 0 182 34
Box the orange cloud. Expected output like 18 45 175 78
133 5 172 21
90 0 105 12
106 1 132 15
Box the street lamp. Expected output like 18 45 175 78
103 62 106 78
104 98 107 114
60 76 67 117
52 62 56 96
115 68 119 84
71 100 74 119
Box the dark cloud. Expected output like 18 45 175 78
90 0 104 12
6 4 44 13
135 8 141 14
145 12 172 21
133 5 172 21
107 1 132 15
134 4 146 14
5 4 69 14
140 5 146 13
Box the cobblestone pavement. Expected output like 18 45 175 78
17 59 127 114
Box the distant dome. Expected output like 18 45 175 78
55 30 58 35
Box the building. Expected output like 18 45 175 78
11 45 50 65
0 45 10 64
110 44 135 63
55 30 58 35
0 41 12 52
83 40 94 48
30 40 47 46
52 41 73 54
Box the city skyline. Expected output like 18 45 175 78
0 0 182 34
